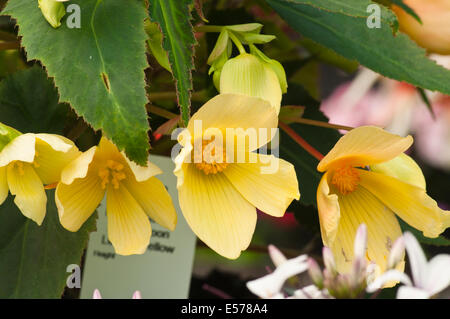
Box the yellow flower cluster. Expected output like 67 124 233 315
0 129 176 256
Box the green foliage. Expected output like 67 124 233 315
266 0 450 95
0 191 97 298
149 0 196 126
3 0 151 165
387 0 422 23
0 65 69 134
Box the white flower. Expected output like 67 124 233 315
92 289 142 299
246 253 309 298
367 232 450 299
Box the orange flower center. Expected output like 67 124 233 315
331 166 360 195
194 139 229 175
98 160 126 189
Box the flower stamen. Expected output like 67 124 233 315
194 139 229 175
99 160 126 189
331 166 360 195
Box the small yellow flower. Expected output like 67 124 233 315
220 53 283 114
174 94 300 259
316 126 450 276
56 137 177 256
38 0 67 28
393 0 450 55
0 133 80 225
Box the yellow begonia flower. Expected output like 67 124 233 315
393 0 450 55
174 93 300 259
56 137 177 256
316 126 450 276
0 133 80 225
220 53 283 115
38 0 67 28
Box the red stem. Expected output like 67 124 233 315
279 121 324 161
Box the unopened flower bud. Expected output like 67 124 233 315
392 0 450 54
38 0 67 28
322 247 337 275
387 236 405 270
0 122 21 151
220 53 282 114
268 244 287 267
307 258 324 288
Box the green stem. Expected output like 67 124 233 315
228 32 246 55
146 104 179 120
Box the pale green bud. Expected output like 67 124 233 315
0 122 21 152
38 0 66 28
220 53 282 114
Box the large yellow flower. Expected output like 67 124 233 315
316 126 450 275
0 133 80 225
174 93 300 259
56 137 177 256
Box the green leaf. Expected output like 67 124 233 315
3 0 151 165
266 0 450 96
145 20 172 72
388 0 422 24
280 84 341 206
300 38 359 73
398 219 450 247
149 0 196 126
0 191 97 298
0 65 69 134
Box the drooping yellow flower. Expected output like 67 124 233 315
174 93 300 259
393 0 450 55
38 0 67 28
0 133 80 225
220 53 283 114
316 126 450 276
56 137 177 256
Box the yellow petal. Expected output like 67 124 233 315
359 170 449 238
177 164 257 259
223 153 299 217
56 172 105 232
125 157 163 182
95 137 123 161
220 53 282 114
60 146 97 185
370 153 425 189
318 126 413 172
7 162 46 225
0 166 8 205
124 176 177 231
106 185 152 255
331 186 403 274
316 172 340 246
34 135 81 185
187 94 278 151
0 133 36 167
